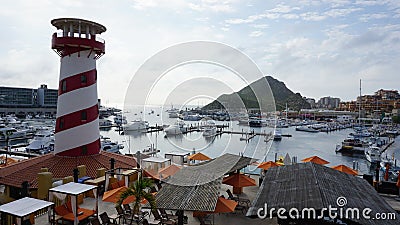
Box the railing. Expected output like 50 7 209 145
54 32 105 44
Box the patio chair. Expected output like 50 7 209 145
116 205 131 223
198 216 212 225
226 189 251 207
158 209 178 221
90 217 101 225
123 204 132 214
143 218 161 225
150 186 157 193
99 212 118 225
151 209 176 225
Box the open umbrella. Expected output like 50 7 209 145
102 186 149 205
193 196 238 217
188 152 211 161
257 161 280 170
331 165 358 176
302 156 329 165
222 173 256 187
158 164 181 179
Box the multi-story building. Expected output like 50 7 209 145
338 89 400 114
0 84 58 116
304 98 316 108
317 96 340 109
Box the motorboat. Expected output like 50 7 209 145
273 129 282 141
295 126 319 133
249 117 267 127
0 127 28 141
99 119 113 128
202 120 217 137
164 120 187 135
25 130 54 154
168 111 179 118
123 119 149 131
114 114 127 125
100 137 124 154
365 146 381 164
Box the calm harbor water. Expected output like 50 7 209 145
99 106 400 176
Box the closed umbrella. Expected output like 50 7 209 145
331 165 358 176
302 156 329 165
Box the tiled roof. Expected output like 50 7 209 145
247 162 400 225
0 151 137 188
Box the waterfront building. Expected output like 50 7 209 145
338 89 400 114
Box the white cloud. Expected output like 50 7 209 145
249 31 263 37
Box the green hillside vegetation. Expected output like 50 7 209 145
203 76 311 111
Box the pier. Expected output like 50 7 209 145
0 149 40 158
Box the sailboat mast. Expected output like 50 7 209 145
359 79 361 124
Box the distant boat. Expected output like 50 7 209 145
164 120 187 135
123 119 149 131
249 117 267 127
365 146 381 164
100 137 123 154
202 120 217 137
273 129 282 141
25 130 54 154
295 126 319 133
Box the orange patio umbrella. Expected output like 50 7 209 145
257 161 280 170
158 164 181 179
301 156 329 165
193 196 238 217
331 165 358 176
188 152 211 161
222 173 256 188
102 186 149 205
396 172 400 188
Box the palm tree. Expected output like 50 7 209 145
116 174 156 214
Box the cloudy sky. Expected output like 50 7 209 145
1 0 399 108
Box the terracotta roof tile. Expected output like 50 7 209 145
0 151 137 188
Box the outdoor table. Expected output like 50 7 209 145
0 197 54 225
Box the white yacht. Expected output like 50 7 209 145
123 119 149 131
365 146 381 164
25 130 54 154
101 137 124 154
202 120 217 137
164 120 187 135
0 127 27 140
295 126 319 133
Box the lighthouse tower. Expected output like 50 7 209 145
51 18 106 157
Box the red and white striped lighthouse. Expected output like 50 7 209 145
51 18 106 157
